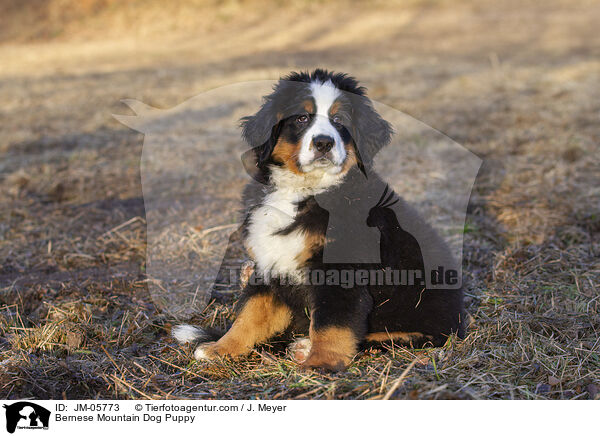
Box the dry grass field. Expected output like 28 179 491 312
0 0 599 399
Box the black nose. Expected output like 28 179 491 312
313 135 334 153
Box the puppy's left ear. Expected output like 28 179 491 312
240 99 282 166
350 95 393 169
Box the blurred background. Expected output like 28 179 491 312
0 0 598 399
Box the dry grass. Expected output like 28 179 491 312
0 0 599 399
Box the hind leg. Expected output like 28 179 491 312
195 293 291 360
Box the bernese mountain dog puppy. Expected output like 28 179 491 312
174 69 465 371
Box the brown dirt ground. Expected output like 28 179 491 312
0 0 599 399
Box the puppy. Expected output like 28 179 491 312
174 69 465 371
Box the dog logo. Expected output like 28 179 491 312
3 402 50 433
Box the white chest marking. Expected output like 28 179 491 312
246 187 306 278
246 165 346 278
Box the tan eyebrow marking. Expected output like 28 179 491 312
303 99 315 114
329 101 341 116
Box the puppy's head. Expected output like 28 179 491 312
241 69 393 183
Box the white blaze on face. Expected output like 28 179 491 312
298 80 346 173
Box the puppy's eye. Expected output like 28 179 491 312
332 115 343 126
296 114 309 124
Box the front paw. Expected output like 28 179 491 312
300 350 351 372
288 337 312 362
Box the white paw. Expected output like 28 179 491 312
288 337 312 362
193 342 217 361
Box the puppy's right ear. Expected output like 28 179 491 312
240 99 282 166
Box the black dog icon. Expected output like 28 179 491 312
3 402 50 434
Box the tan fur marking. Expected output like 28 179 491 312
342 143 358 173
329 101 341 116
301 326 357 371
197 294 291 358
303 100 315 114
295 231 326 265
365 331 430 342
271 139 303 174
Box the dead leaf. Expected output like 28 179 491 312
65 330 83 349
548 376 560 386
